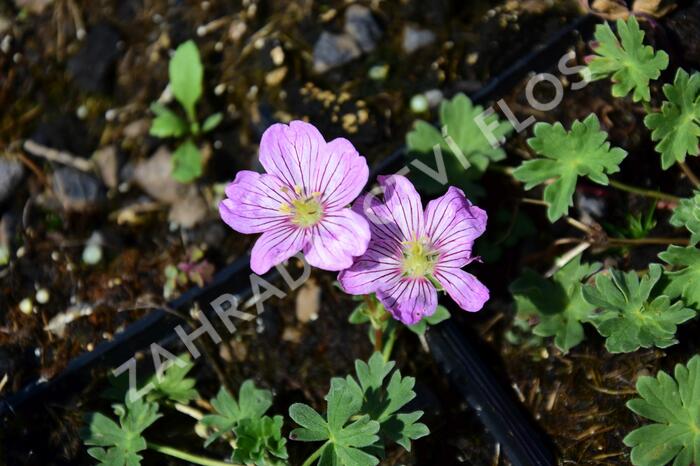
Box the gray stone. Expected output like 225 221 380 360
344 5 381 53
402 25 436 54
312 31 362 73
168 186 208 229
133 146 186 204
52 167 105 211
93 145 119 190
0 158 24 204
67 23 121 93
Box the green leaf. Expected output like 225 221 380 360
670 191 700 245
407 305 451 335
201 113 223 133
201 380 273 447
149 103 188 138
510 254 601 353
644 68 700 169
82 394 161 466
623 355 700 466
145 354 199 404
171 140 203 183
407 93 512 196
232 416 288 466
513 114 627 222
659 246 700 309
587 16 669 102
582 264 695 353
169 40 203 121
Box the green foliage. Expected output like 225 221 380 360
406 93 512 196
510 254 601 353
624 355 700 466
659 246 700 309
645 68 700 169
477 209 536 262
147 354 199 404
289 353 429 465
150 103 188 138
582 265 695 353
406 305 450 336
671 191 700 245
169 40 203 121
604 203 657 241
232 416 288 466
172 139 203 183
82 393 161 466
587 16 669 102
513 114 627 222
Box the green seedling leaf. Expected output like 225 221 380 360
659 246 700 309
645 68 700 169
201 380 273 448
146 354 199 404
510 254 601 353
82 393 161 466
670 191 700 245
171 140 202 183
513 114 627 222
169 40 203 121
202 112 223 133
587 16 669 102
232 416 288 466
624 355 700 466
149 103 188 138
407 305 451 336
583 264 695 353
407 93 512 196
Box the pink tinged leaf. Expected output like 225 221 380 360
303 209 371 271
434 267 489 312
425 186 487 268
250 225 308 275
258 120 326 195
338 239 403 295
318 137 369 210
377 277 438 325
377 175 424 241
219 170 293 234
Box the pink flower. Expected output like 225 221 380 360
338 175 489 325
220 121 371 275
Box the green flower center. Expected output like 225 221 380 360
282 188 324 228
401 239 439 278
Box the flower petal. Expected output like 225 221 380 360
258 120 325 195
338 239 403 295
303 209 371 271
434 267 489 312
219 170 293 234
425 186 487 268
318 137 369 210
250 225 308 275
377 175 424 241
376 278 438 325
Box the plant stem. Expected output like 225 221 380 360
301 442 328 466
147 442 238 466
679 162 700 188
608 237 689 247
608 180 680 203
382 326 398 362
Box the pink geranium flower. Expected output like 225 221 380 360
338 175 489 325
220 121 371 275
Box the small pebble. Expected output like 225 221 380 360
410 94 429 113
51 251 60 261
214 83 226 95
35 288 49 304
77 105 88 119
83 243 102 265
368 64 388 80
19 298 33 315
34 347 41 357
16 246 24 258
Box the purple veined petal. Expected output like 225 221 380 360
352 194 405 246
434 266 489 313
303 209 371 271
250 225 308 275
376 277 438 325
425 186 487 268
338 239 403 295
318 137 369 210
258 121 325 195
219 170 293 234
377 175 424 241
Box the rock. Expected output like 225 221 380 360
295 278 321 323
344 5 381 53
402 25 436 54
67 23 121 93
133 146 184 204
52 167 105 212
168 186 208 229
93 145 119 189
312 31 361 73
0 158 24 204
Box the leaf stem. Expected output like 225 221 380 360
608 237 689 246
147 442 238 466
608 180 680 202
382 326 399 362
679 162 700 188
300 442 328 466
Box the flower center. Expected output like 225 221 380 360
401 238 439 278
286 194 324 228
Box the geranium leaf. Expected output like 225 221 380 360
659 246 700 309
670 190 700 245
